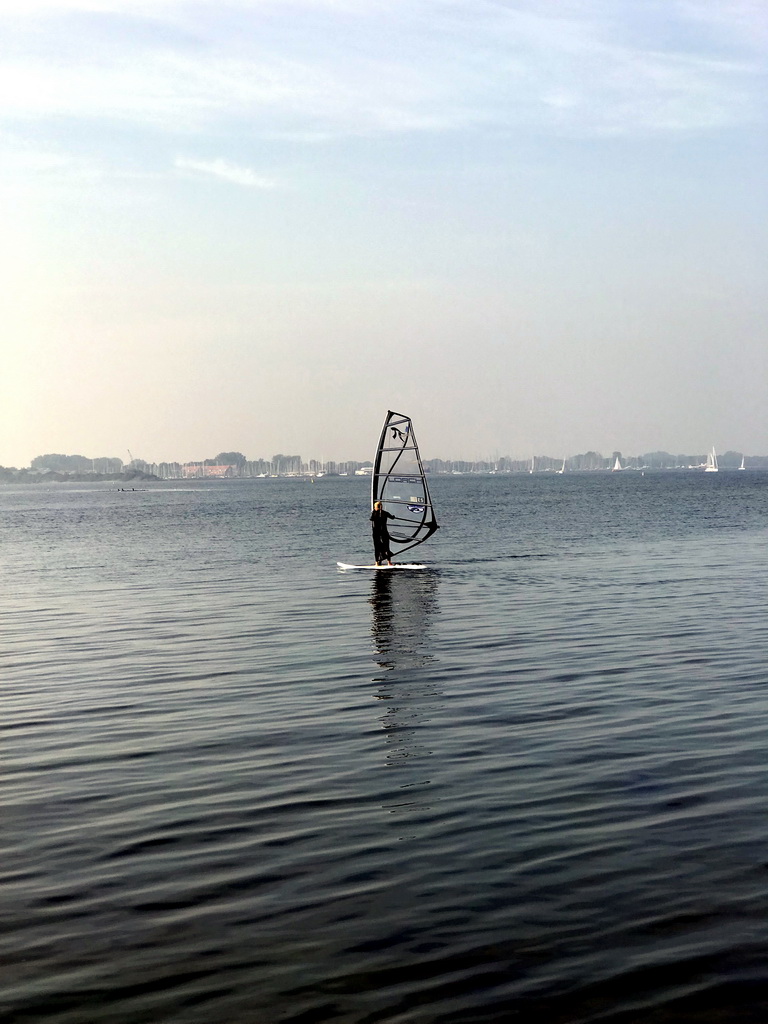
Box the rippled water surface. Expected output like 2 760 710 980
3 473 768 1023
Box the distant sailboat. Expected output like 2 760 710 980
612 456 622 472
556 459 565 474
705 447 718 472
739 455 746 470
529 456 535 474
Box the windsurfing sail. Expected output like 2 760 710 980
371 410 438 558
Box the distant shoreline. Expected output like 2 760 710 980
2 467 767 485
0 470 160 484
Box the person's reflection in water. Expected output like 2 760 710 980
368 570 441 779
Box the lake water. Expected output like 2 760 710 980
3 472 768 1023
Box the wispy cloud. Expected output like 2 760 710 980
174 156 276 188
0 0 765 142
0 134 110 199
679 0 768 48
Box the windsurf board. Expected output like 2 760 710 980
337 562 426 571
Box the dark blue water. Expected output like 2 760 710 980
3 473 768 1023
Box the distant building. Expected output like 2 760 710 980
182 463 236 478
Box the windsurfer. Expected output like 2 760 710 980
370 501 395 566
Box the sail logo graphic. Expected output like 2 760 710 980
407 504 425 513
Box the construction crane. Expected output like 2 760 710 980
127 449 134 466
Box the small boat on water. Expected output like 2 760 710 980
705 448 718 472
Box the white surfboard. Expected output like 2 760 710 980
337 561 427 571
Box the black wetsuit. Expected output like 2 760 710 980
370 508 395 563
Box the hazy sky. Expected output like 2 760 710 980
1 0 766 466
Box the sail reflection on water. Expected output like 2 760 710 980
368 571 442 773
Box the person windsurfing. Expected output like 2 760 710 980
370 500 395 566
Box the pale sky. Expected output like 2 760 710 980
1 0 766 466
